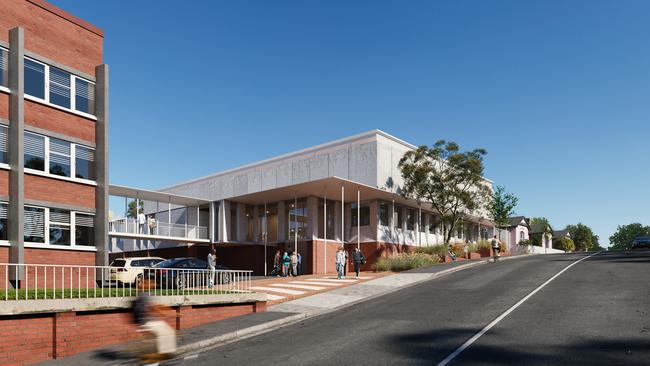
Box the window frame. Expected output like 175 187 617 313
0 201 8 244
24 130 96 185
0 124 8 168
24 204 95 250
23 56 97 120
0 46 8 92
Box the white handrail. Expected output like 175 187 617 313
108 218 208 239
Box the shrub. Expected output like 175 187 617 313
372 252 440 272
554 237 575 252
414 244 447 258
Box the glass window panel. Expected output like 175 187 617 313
0 125 7 165
25 58 45 99
317 199 335 239
49 138 71 177
245 205 254 242
379 202 389 227
75 213 95 246
0 203 7 241
394 205 403 229
406 209 415 230
351 203 370 227
229 207 237 241
24 132 45 171
0 48 7 88
75 145 95 180
419 212 426 233
287 199 308 240
24 206 45 243
75 78 95 114
49 67 71 108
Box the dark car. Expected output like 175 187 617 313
631 237 650 249
148 257 231 289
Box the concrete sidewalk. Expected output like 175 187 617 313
39 255 527 365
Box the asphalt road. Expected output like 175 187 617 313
182 250 650 365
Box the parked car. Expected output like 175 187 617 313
109 257 164 286
149 257 232 289
631 237 650 249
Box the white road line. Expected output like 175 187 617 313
271 283 326 291
308 278 358 283
289 281 343 287
184 354 199 360
251 286 306 295
323 276 373 280
436 252 600 366
265 294 286 301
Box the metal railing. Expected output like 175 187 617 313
0 263 252 301
108 218 209 240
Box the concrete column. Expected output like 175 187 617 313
369 200 378 242
334 201 342 243
8 27 25 284
219 200 230 242
94 64 109 267
209 202 215 243
424 213 430 246
252 205 260 243
237 203 246 242
277 201 286 243
389 202 395 242
344 203 351 243
306 196 318 240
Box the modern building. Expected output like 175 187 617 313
0 0 109 287
110 130 497 275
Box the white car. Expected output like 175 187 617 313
109 257 164 285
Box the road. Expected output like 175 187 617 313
182 251 650 365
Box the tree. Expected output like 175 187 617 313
399 140 490 245
566 223 597 252
609 223 650 250
528 217 552 248
487 185 518 238
529 217 553 232
126 199 144 219
555 237 575 252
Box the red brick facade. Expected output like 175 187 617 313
25 100 96 144
0 93 7 119
0 301 265 365
25 174 95 210
0 0 103 75
0 170 8 196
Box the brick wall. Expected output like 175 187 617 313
22 248 96 289
25 100 96 144
0 247 8 290
0 92 7 120
25 174 95 210
0 0 102 75
0 170 8 196
0 301 264 365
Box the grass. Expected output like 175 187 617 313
0 287 235 301
372 252 440 272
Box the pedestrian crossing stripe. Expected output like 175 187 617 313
307 278 358 283
251 286 306 295
265 294 286 301
289 281 343 287
271 283 326 291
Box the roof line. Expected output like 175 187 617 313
162 129 415 191
27 0 104 37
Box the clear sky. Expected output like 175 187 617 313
51 0 650 246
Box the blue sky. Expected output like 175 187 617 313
52 0 650 246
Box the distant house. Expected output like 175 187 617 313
552 229 572 247
506 216 530 251
529 223 553 249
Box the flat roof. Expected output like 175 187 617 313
109 184 210 206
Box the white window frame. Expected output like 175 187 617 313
48 208 71 246
0 46 8 94
24 204 96 251
24 130 96 186
23 56 97 120
0 124 8 170
0 201 8 246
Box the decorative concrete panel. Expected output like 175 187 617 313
390 145 408 195
277 163 292 187
328 148 349 179
261 166 277 191
221 177 234 198
349 142 377 187
377 141 394 191
233 174 248 196
310 153 329 180
247 170 262 193
292 158 310 184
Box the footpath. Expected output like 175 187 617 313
39 255 526 365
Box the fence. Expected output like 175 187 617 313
108 218 208 240
0 263 252 301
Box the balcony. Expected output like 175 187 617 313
108 218 208 241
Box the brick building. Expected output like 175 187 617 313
0 0 109 287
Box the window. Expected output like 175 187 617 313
230 207 237 241
0 202 7 241
24 132 45 171
49 138 71 177
0 125 7 165
379 202 390 227
351 203 370 227
519 231 525 243
0 47 7 88
75 78 95 114
75 213 94 246
24 206 45 243
49 209 71 245
419 212 426 233
287 199 308 240
49 67 71 108
25 58 46 100
245 205 254 242
406 209 415 230
428 215 436 234
394 205 403 229
317 200 335 240
75 145 95 180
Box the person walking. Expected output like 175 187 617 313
282 251 291 277
335 247 346 279
290 251 298 277
273 250 281 277
207 247 216 288
464 243 469 260
352 247 366 278
491 235 501 262
147 215 157 235
137 210 146 234
343 248 349 277
296 252 302 276
448 244 457 261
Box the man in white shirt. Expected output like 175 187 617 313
336 247 346 279
137 211 146 234
207 247 217 288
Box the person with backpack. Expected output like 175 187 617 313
282 251 291 277
290 251 299 277
335 247 346 279
272 250 281 277
352 247 366 278
491 235 501 262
